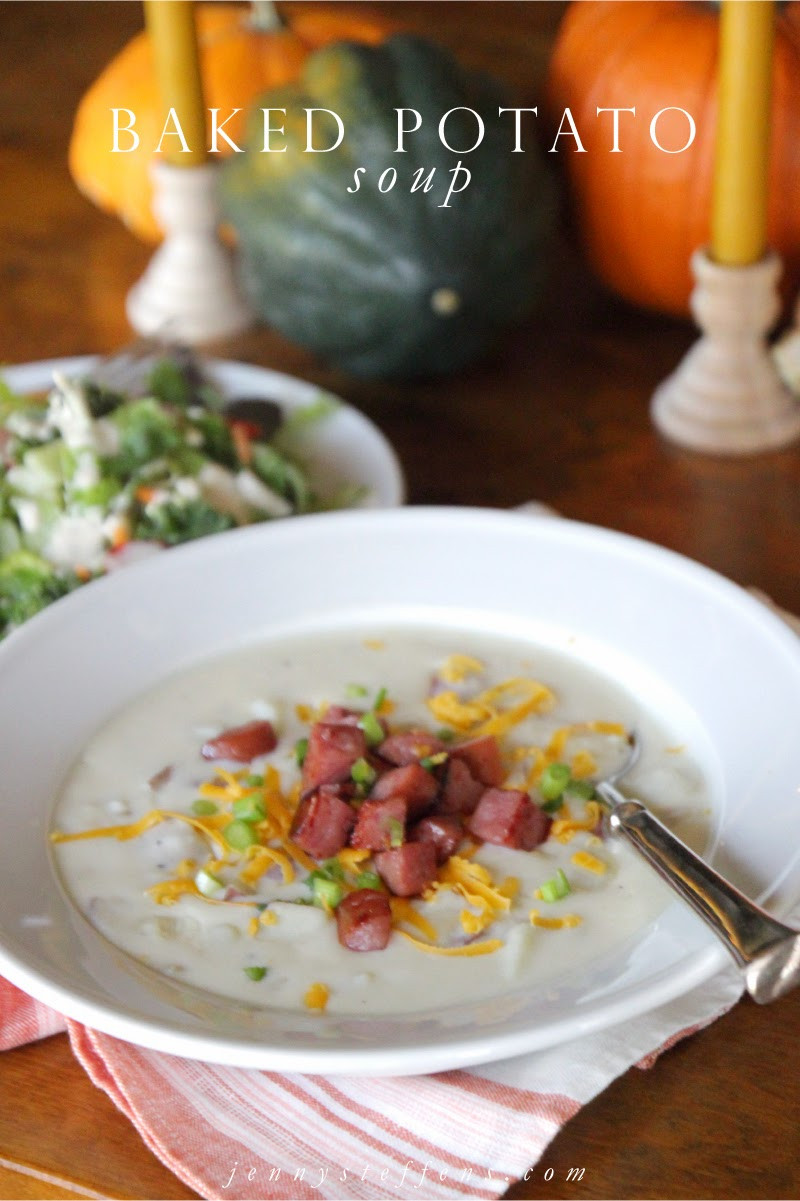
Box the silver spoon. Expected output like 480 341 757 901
596 734 800 1004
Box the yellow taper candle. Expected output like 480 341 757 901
144 0 206 166
711 0 775 266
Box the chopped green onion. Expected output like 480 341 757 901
191 798 218 816
539 868 571 904
436 727 456 742
232 796 266 823
294 737 309 767
311 875 343 910
223 819 259 851
540 762 572 802
351 757 377 788
542 794 565 814
244 965 268 981
388 817 405 848
346 682 369 698
194 867 225 898
358 710 384 747
373 686 388 711
319 857 345 882
245 773 264 788
565 779 597 801
420 751 449 770
355 870 383 891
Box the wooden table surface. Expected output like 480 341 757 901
1 3 799 1199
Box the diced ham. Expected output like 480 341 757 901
301 721 367 792
336 889 392 952
369 762 438 818
450 735 505 786
289 785 356 858
201 720 277 762
436 757 485 815
350 797 408 851
410 814 464 864
466 788 552 851
321 705 361 725
323 705 389 735
378 729 447 766
374 842 438 897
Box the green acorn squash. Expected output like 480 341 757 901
220 35 555 378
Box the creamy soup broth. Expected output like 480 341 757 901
51 626 709 1016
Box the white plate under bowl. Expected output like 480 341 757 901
1 507 799 1075
1 355 405 511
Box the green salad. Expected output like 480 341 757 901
0 358 358 639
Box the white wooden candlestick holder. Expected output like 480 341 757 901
650 248 800 455
126 161 253 344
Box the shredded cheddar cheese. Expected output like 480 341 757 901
50 808 229 855
473 679 555 739
390 898 438 942
336 847 372 873
570 749 597 779
279 836 318 873
426 690 492 730
426 676 554 740
551 801 603 844
147 878 202 906
529 909 583 930
240 844 294 885
571 850 608 875
439 654 485 683
397 931 503 956
304 982 330 1011
426 856 518 937
546 721 626 761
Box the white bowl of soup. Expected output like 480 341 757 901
1 506 799 1075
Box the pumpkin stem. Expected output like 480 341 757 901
249 0 285 32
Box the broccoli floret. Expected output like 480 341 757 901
250 443 313 512
145 357 196 409
188 410 237 468
103 398 183 476
134 498 236 546
0 550 79 636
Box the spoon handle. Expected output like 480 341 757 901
597 784 800 1004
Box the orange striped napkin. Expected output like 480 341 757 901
2 967 742 1199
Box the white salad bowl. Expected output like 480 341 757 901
1 506 800 1075
1 355 405 512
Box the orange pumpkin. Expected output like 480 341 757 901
546 1 800 318
69 2 394 242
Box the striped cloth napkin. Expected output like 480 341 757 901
0 966 743 1199
2 565 795 1200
